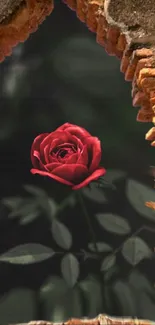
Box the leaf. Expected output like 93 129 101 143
103 265 119 282
0 288 35 323
104 169 126 183
113 280 137 315
104 285 112 311
19 211 40 225
24 186 58 221
138 292 155 320
101 255 116 271
96 213 131 235
96 177 116 190
58 194 76 213
88 242 113 252
40 276 66 320
79 275 102 316
8 200 38 218
126 179 155 221
2 197 23 209
2 196 41 224
0 244 55 264
122 236 152 266
40 276 82 320
44 198 58 220
128 269 155 300
82 186 108 203
40 276 68 301
53 287 82 319
61 254 79 288
23 184 47 197
51 220 72 250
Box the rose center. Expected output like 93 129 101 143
52 143 77 161
59 149 68 158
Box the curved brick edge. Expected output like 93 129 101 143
63 0 155 145
0 0 54 62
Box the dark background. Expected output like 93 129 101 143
0 0 155 323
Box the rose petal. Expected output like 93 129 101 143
65 153 79 164
31 133 49 166
30 168 73 186
44 144 51 164
40 131 70 153
50 140 75 152
72 167 106 190
52 164 88 183
66 126 91 139
32 150 46 170
84 136 102 172
77 145 88 165
56 123 91 139
71 135 84 150
55 123 73 131
45 162 61 171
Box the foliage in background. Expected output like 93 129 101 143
1 169 155 322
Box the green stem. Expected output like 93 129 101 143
77 191 98 253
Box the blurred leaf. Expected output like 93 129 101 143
96 213 131 235
82 187 108 203
137 292 155 320
61 253 79 288
104 285 112 311
40 276 68 301
39 276 68 320
126 179 155 221
23 184 47 197
51 220 72 250
8 201 40 225
51 305 67 322
95 177 116 190
2 196 40 224
104 169 127 183
0 244 55 264
88 242 113 253
3 192 58 224
65 195 76 207
58 194 76 211
122 236 152 265
19 211 40 225
51 287 82 321
103 265 119 282
128 269 155 300
0 288 35 323
79 275 102 316
45 198 58 221
2 197 23 209
101 255 116 271
40 275 82 321
3 63 27 98
113 280 136 315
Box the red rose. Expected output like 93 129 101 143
30 123 106 190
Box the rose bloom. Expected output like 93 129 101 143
31 123 106 190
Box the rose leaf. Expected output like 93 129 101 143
122 236 152 266
126 179 155 221
0 244 55 264
96 213 131 235
61 253 80 288
51 220 72 250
